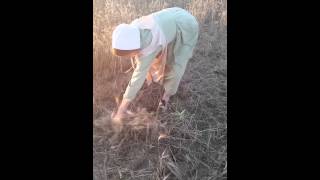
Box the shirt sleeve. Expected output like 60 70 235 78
122 48 161 101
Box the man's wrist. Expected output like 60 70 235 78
117 108 126 114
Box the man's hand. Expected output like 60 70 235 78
112 110 126 121
111 109 125 133
111 99 131 122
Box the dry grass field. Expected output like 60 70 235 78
93 0 227 179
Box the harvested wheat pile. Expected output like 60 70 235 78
93 107 174 179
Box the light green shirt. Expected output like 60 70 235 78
123 7 199 101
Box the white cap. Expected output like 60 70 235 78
112 24 140 50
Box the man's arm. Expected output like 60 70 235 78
113 49 161 120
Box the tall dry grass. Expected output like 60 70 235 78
93 0 226 103
93 0 227 179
